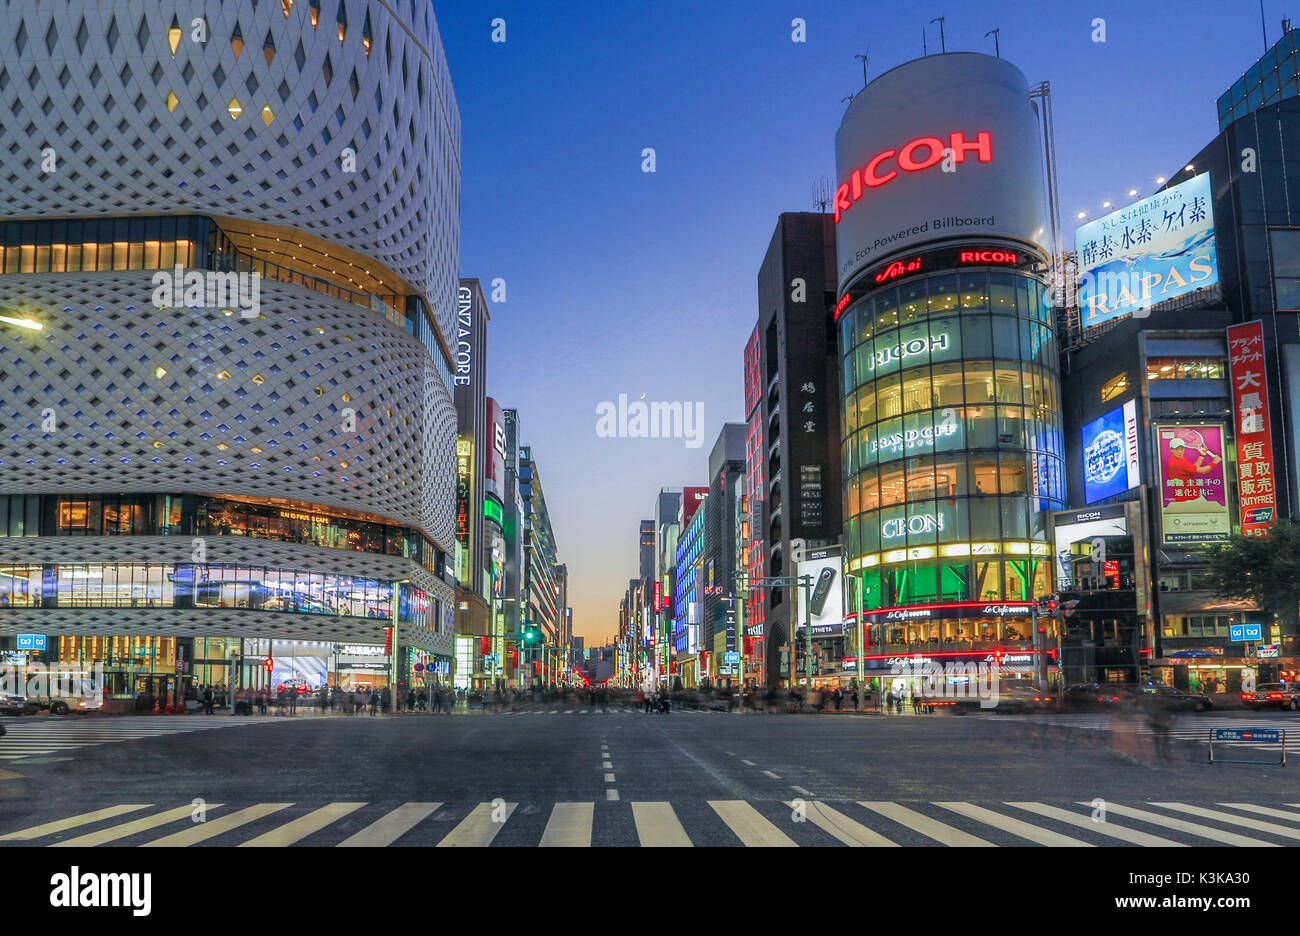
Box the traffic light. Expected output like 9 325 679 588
264 657 273 674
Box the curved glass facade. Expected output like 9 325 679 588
840 262 1065 627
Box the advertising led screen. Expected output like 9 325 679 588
1155 424 1231 543
833 53 1049 291
1081 399 1141 504
1052 505 1128 591
1075 173 1218 328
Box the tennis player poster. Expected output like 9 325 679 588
1155 423 1232 543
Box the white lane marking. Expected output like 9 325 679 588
741 759 757 767
763 770 782 779
604 773 616 782
632 802 690 847
1005 802 1185 847
791 785 814 797
934 802 1093 847
606 789 620 801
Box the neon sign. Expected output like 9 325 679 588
874 256 923 284
959 250 1018 264
867 332 950 370
835 131 993 223
834 293 852 318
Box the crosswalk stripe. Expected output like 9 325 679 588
859 802 994 847
1217 803 1300 822
52 805 210 847
1083 803 1280 847
238 803 364 847
336 803 441 847
1150 802 1300 841
143 804 292 847
934 802 1092 847
437 802 516 847
1005 802 1185 847
709 800 798 847
790 801 897 847
539 802 593 847
0 805 152 841
632 802 692 847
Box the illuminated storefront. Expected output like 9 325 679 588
834 53 1064 656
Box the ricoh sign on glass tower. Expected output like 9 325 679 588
0 1 461 695
835 54 1066 661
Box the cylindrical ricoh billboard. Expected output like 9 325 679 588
833 53 1050 292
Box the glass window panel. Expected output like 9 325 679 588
858 469 879 512
988 272 1017 315
905 454 936 502
960 272 988 310
1000 497 1028 538
878 465 906 506
964 362 994 404
966 405 997 449
932 362 964 408
875 288 900 332
991 316 1019 360
898 280 926 324
997 405 1026 448
995 368 1022 404
960 314 991 358
902 370 933 413
875 375 903 421
904 410 934 458
927 274 959 316
874 415 903 463
974 559 1002 602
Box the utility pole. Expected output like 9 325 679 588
931 17 946 53
985 27 1000 57
854 52 868 87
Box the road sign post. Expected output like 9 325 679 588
1208 727 1286 765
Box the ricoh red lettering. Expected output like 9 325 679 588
835 130 993 224
959 250 1017 264
897 136 944 172
863 150 896 188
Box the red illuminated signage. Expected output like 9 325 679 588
959 250 1018 264
875 256 923 284
833 293 852 318
835 131 993 223
1227 320 1277 536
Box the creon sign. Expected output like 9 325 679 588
834 132 993 224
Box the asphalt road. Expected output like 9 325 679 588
2 707 1298 846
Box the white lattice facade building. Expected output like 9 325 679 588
0 0 461 689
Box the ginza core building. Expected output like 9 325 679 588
0 0 461 700
834 53 1067 667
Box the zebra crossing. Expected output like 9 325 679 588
1000 713 1299 752
0 716 278 761
4 798 1300 846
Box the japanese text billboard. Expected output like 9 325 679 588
1075 173 1218 328
1227 320 1277 534
1081 398 1141 504
1155 424 1231 543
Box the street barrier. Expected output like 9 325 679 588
1208 726 1285 766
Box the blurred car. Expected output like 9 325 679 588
1130 683 1213 712
1060 683 1128 711
0 692 38 716
1241 683 1300 711
947 683 1057 714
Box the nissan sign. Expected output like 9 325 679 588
834 53 1049 291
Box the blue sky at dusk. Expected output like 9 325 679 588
436 0 1284 642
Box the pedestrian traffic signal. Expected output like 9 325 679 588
264 657 273 673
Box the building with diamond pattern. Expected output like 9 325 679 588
0 0 462 704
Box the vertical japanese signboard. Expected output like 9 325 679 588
1227 320 1277 535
